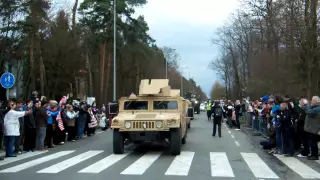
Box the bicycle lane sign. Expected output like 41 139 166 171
0 72 15 89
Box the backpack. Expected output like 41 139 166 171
214 107 223 117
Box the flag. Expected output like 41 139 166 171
57 111 65 131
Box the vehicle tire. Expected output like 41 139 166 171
113 129 124 154
170 128 181 155
187 122 190 129
191 117 194 120
197 110 200 114
182 128 187 144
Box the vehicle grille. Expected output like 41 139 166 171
132 121 155 129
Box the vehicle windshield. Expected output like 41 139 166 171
123 101 148 110
153 101 178 110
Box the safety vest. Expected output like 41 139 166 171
206 103 212 111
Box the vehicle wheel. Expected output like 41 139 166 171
197 111 200 114
191 117 194 120
170 128 181 155
182 128 187 144
113 129 124 154
187 122 190 129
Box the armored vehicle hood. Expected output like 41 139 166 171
113 112 181 121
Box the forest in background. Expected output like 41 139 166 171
209 0 320 100
0 0 207 105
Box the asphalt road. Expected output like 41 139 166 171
1 112 320 180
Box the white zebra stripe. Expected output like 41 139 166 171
37 150 103 173
0 151 74 173
120 152 162 175
241 153 278 178
0 151 46 167
210 152 234 177
275 154 320 179
165 151 194 176
79 153 130 173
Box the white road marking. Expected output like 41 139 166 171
0 151 74 173
0 151 47 167
120 152 162 175
274 154 320 178
96 131 103 134
165 151 195 176
231 135 235 138
228 131 231 134
241 153 279 179
37 150 103 173
234 141 240 147
210 152 234 177
79 153 130 173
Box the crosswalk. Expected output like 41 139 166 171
0 150 320 179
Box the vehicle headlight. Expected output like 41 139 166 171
166 119 176 124
195 101 198 104
124 121 131 129
156 120 163 128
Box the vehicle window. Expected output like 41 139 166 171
153 101 178 110
124 101 148 110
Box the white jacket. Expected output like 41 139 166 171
4 110 26 136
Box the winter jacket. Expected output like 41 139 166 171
304 104 320 134
3 110 26 136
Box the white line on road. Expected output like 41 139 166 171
234 141 240 147
274 154 320 179
210 152 234 177
165 151 195 176
0 151 75 173
231 135 235 138
79 153 130 173
0 151 47 167
120 152 162 175
96 131 103 134
241 153 279 179
37 150 103 173
228 130 231 134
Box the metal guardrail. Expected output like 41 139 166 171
245 112 269 138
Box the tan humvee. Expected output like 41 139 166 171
111 79 192 155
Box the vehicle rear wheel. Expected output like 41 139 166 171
113 129 124 154
187 122 190 129
170 128 181 155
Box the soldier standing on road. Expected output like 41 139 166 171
212 101 223 137
206 100 212 121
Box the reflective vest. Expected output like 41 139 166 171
206 103 212 111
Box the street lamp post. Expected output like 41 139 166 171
113 0 116 101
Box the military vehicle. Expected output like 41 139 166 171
111 79 192 155
185 92 200 114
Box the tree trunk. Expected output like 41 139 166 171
99 43 106 104
85 47 93 96
72 0 78 30
136 65 140 92
105 49 112 102
39 55 45 95
29 33 35 94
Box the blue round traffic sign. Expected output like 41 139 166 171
0 72 15 89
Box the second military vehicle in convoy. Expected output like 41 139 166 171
111 79 192 155
185 92 201 114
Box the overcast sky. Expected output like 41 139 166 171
55 0 239 97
